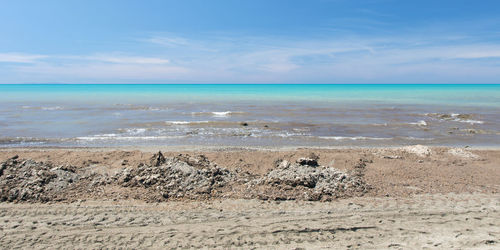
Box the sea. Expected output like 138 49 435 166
1 84 499 147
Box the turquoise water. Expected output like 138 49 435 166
2 84 500 106
1 84 499 147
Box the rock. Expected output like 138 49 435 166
240 122 248 126
296 157 318 167
0 158 80 202
150 151 166 167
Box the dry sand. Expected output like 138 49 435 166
0 146 499 248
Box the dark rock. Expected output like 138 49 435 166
296 157 318 167
150 151 166 167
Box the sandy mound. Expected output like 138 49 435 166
112 152 234 200
247 158 370 201
447 148 479 159
0 156 80 202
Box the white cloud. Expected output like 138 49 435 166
148 36 189 47
2 33 500 83
0 53 47 63
89 55 170 64
16 63 189 81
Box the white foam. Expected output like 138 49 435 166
318 136 392 140
212 111 232 117
125 128 147 135
457 119 484 124
41 106 63 110
76 135 185 141
165 121 210 125
409 120 427 126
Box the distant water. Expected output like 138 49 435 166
1 84 499 147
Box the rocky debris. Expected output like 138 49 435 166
249 157 370 201
401 145 431 157
112 155 234 200
296 157 319 167
150 151 166 167
0 152 372 203
0 156 80 202
447 148 479 159
383 155 402 160
174 154 214 169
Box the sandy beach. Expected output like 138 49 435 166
1 146 499 248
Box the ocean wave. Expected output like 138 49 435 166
123 128 147 135
165 121 210 125
113 104 169 111
398 136 435 141
318 136 392 141
190 111 245 117
76 135 185 141
409 120 428 126
21 106 64 111
0 137 67 145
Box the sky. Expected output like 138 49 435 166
1 0 500 83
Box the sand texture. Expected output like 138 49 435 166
0 193 498 249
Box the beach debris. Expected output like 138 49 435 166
0 152 372 203
150 151 166 167
401 145 431 157
447 148 479 159
296 157 319 167
113 154 234 200
383 155 402 159
0 157 80 202
250 156 370 201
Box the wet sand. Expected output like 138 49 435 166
0 146 499 248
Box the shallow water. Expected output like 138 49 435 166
1 84 499 147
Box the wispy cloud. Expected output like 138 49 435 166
0 53 48 63
147 36 189 48
2 28 500 83
88 55 170 64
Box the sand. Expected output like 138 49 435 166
0 193 498 248
0 146 499 248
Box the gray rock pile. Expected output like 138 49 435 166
112 152 234 200
0 156 80 202
249 157 370 201
0 152 371 202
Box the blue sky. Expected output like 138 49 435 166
1 0 500 83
